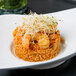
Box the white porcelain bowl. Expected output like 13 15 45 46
0 8 76 69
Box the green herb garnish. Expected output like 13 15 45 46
55 22 58 25
30 42 35 45
33 54 37 57
23 17 25 20
59 19 61 21
50 45 53 48
29 27 32 29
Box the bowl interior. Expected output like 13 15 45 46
0 8 76 69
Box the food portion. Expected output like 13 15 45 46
13 14 61 62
